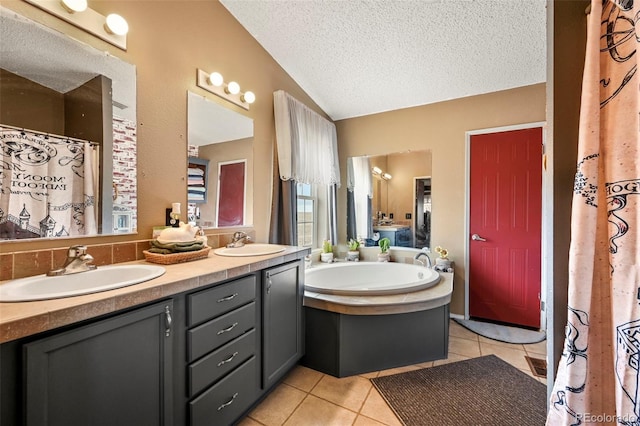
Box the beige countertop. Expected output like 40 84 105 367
0 246 309 344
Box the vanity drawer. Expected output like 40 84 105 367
188 275 256 326
188 329 256 397
188 302 256 362
190 356 258 426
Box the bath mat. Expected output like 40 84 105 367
454 318 546 344
525 355 547 378
371 355 546 426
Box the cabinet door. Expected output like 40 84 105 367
262 261 304 389
24 300 174 426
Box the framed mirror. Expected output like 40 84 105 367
186 91 253 228
348 150 431 249
0 7 137 240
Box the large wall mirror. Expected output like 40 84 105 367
187 91 253 228
348 150 431 249
0 7 137 240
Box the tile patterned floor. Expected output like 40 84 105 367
238 320 547 426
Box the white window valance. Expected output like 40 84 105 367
273 90 340 186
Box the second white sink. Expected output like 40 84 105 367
214 243 286 257
0 264 166 302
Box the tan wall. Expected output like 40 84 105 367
1 0 326 253
336 83 546 315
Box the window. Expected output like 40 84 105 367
296 183 316 247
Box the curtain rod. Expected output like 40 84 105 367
0 123 99 147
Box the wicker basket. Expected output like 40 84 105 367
143 247 211 265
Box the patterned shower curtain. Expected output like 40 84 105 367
547 0 640 424
0 126 98 239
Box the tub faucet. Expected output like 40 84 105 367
414 251 432 268
226 231 251 248
47 245 97 276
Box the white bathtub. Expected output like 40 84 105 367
304 262 440 296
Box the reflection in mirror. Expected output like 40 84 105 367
348 150 431 249
187 91 253 228
0 7 137 240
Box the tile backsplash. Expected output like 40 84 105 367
1 229 255 281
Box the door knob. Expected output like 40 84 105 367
471 234 487 242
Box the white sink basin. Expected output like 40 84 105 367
0 264 166 302
213 243 287 257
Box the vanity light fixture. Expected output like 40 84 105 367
208 72 224 87
196 69 255 110
24 0 128 50
61 0 87 13
225 81 241 95
104 13 128 36
372 167 392 180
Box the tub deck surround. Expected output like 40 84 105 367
0 245 309 343
304 271 453 315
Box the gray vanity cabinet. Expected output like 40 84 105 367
23 300 174 426
262 260 304 389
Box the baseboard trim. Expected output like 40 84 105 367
449 313 465 320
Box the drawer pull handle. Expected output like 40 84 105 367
217 293 239 303
217 322 239 335
217 392 239 411
217 351 239 367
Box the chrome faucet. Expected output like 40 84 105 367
226 231 251 248
414 250 432 268
47 245 97 276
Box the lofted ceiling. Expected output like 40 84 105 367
220 0 547 121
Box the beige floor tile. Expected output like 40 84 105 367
248 383 306 426
360 387 402 426
449 335 482 358
448 320 480 342
237 417 263 426
480 342 529 370
524 340 547 356
376 364 424 378
477 335 526 351
433 352 470 366
310 374 372 412
359 370 380 379
353 415 389 426
284 395 357 426
283 365 324 392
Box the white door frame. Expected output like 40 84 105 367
464 121 547 330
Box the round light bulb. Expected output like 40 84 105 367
226 81 240 95
208 72 223 87
383 173 392 180
61 0 87 13
372 166 382 175
242 91 256 104
105 14 129 36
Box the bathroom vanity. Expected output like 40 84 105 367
373 225 412 247
0 247 308 426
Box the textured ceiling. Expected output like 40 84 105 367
220 0 547 120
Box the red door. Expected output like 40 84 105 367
469 127 542 328
217 161 246 227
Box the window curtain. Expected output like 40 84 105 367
272 90 340 246
0 126 98 239
547 0 640 423
346 156 373 241
273 90 340 186
269 139 297 246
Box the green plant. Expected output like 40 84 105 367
347 239 360 251
378 237 391 253
322 240 333 253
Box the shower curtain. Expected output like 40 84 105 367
547 0 640 424
0 126 98 239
